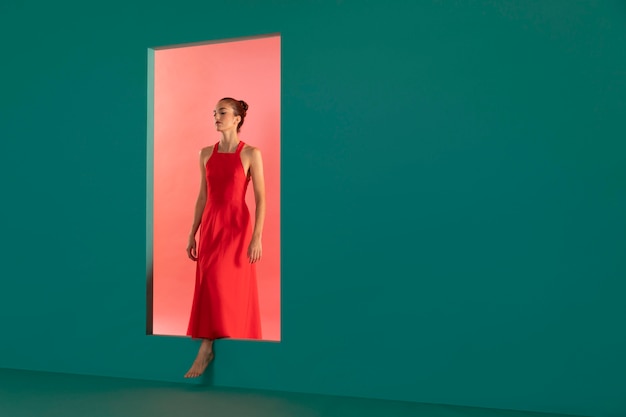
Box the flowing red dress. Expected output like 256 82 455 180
187 141 262 340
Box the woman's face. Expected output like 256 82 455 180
213 101 240 132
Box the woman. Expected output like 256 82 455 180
184 98 265 378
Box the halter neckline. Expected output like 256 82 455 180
215 141 244 154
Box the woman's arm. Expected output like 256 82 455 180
247 147 266 263
186 148 210 261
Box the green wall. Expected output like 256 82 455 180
1 1 625 416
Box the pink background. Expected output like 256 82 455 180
152 35 281 341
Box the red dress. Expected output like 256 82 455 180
187 141 262 340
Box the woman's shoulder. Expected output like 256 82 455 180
242 143 261 155
200 145 215 156
198 145 215 164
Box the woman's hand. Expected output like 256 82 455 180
187 235 198 261
247 237 262 263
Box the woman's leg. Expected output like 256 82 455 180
184 338 214 378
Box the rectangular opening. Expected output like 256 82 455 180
147 34 281 342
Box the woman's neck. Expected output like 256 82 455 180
219 131 240 152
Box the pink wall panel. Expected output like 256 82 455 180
153 35 281 341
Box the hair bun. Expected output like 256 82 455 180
239 100 249 112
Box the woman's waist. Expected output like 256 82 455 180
201 202 250 223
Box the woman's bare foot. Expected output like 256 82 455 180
184 339 214 378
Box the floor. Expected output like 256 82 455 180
0 368 582 417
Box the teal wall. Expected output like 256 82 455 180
1 1 625 416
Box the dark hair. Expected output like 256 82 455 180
220 97 248 132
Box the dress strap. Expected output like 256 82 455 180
235 141 245 155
